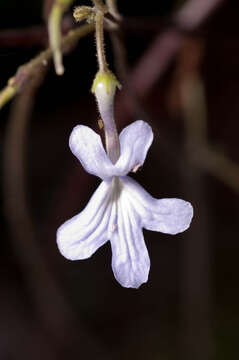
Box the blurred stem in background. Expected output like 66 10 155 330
168 38 213 360
106 0 121 21
48 0 74 75
3 62 73 345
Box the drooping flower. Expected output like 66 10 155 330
57 120 193 288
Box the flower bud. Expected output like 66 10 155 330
73 6 94 23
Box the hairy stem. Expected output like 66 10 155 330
95 11 108 72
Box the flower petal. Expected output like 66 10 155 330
110 187 150 288
69 121 153 179
57 181 111 260
144 198 193 234
69 125 115 180
115 120 153 174
122 176 193 235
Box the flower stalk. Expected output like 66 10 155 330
92 72 121 163
92 2 122 164
95 10 108 73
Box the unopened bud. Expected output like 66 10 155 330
73 6 95 23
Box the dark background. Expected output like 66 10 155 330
0 0 238 359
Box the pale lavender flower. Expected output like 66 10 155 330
57 120 193 288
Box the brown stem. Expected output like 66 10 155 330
3 65 73 343
95 11 108 72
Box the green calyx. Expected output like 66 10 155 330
91 71 121 94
